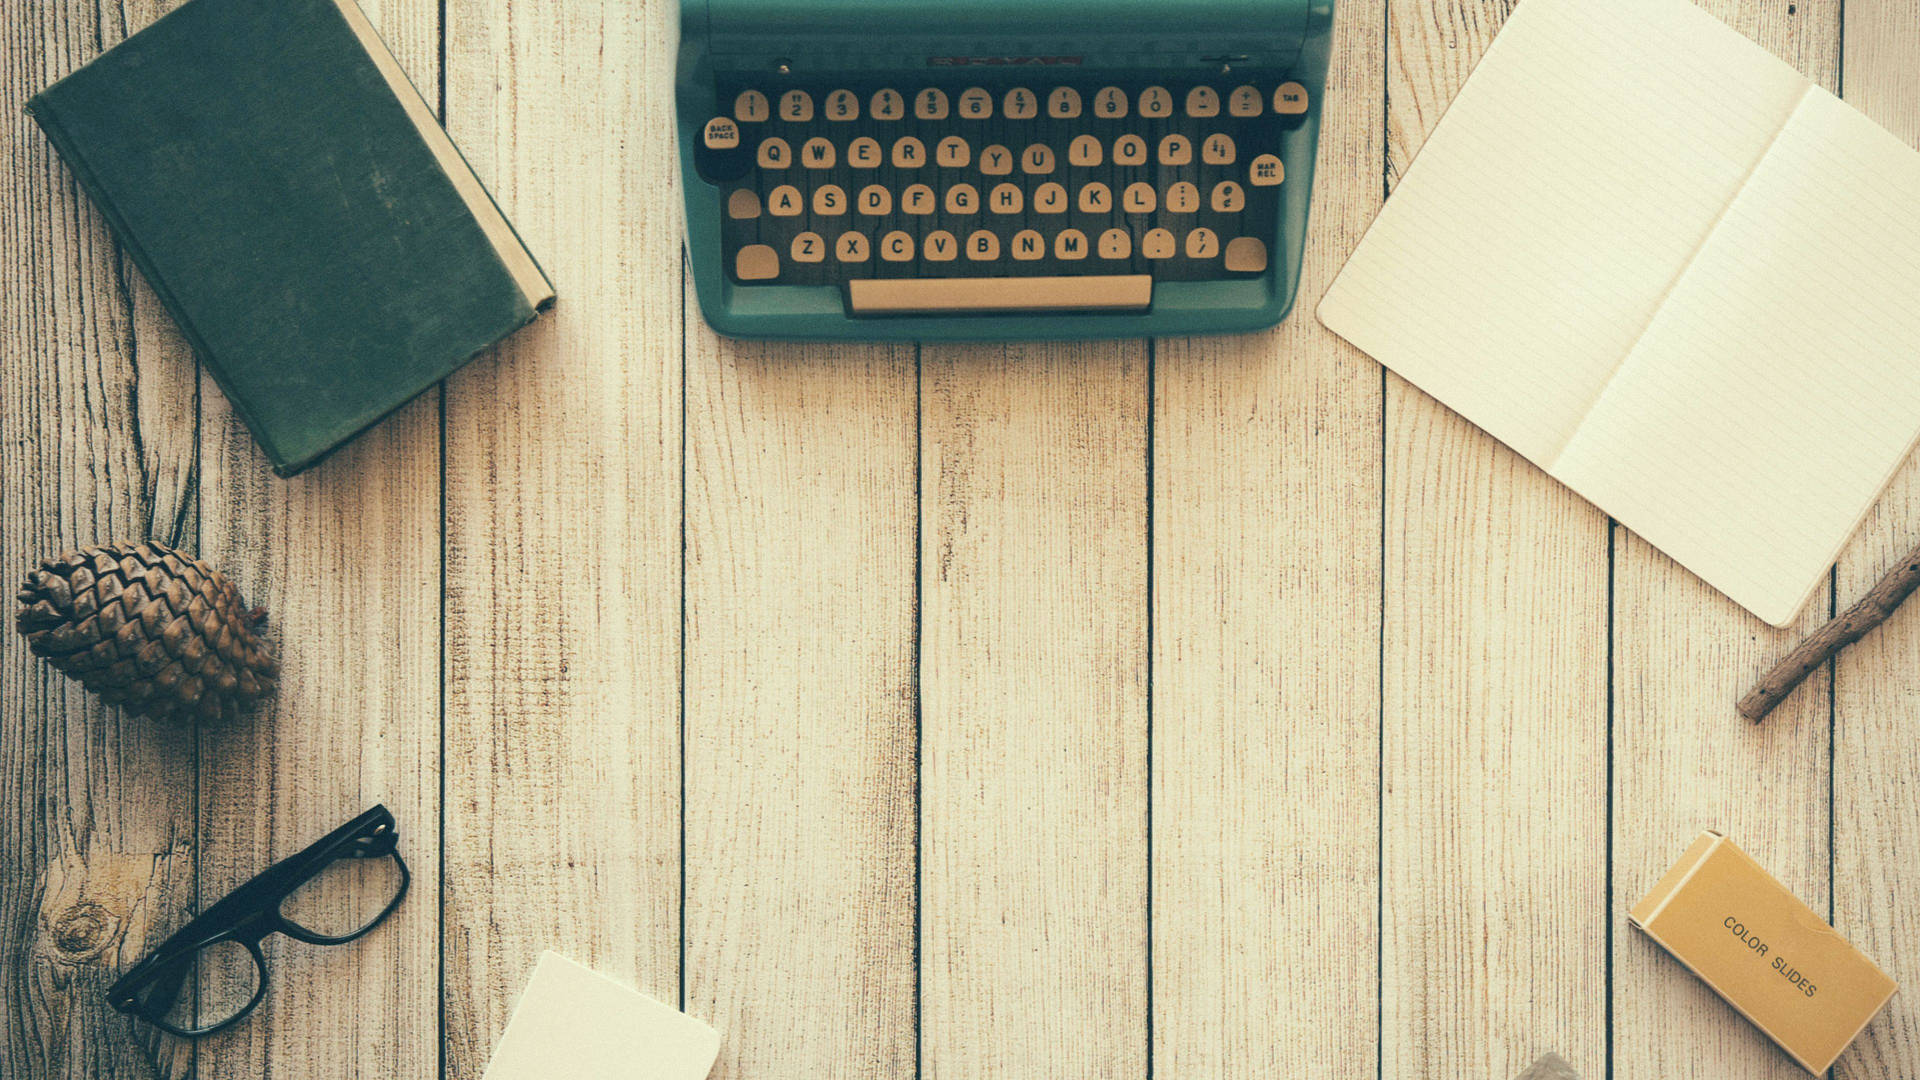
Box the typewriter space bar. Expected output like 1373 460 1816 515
847 275 1152 316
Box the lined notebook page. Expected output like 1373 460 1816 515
1554 89 1920 626
1318 0 1920 625
1317 0 1807 464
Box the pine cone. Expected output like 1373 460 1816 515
14 541 277 723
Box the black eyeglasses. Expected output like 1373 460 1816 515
107 805 410 1037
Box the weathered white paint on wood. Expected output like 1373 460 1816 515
1149 1 1386 1075
3 0 1919 1076
920 343 1149 1080
1382 2 1611 1076
682 326 919 1080
1833 3 1920 1075
440 0 684 1074
1 1 199 1077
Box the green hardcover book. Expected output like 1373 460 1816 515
26 0 553 477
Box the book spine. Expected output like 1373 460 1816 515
328 0 555 311
25 92 291 473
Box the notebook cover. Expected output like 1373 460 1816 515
27 0 553 476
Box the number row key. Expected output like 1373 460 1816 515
726 82 1310 124
730 179 1250 218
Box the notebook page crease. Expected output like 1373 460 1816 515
1552 90 1920 624
1317 0 1811 467
1540 79 1818 474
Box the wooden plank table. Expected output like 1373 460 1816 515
3 0 1918 1076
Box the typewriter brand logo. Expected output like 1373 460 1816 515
928 55 1084 67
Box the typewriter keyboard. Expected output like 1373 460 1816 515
695 79 1308 314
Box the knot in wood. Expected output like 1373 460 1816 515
47 901 116 961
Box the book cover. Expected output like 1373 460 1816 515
27 0 554 477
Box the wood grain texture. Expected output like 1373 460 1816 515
11 1 1920 1077
1149 6 1385 1077
0 1 200 1078
1608 4 1841 1077
919 343 1148 1080
681 327 918 1080
440 0 683 1073
1382 1 1612 1077
1832 4 1920 1074
191 0 444 1072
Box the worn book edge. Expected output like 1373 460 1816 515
329 0 554 312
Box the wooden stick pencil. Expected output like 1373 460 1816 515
1739 536 1920 722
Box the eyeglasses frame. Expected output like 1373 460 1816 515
105 804 410 1038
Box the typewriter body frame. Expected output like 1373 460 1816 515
675 0 1335 341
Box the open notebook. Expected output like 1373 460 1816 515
1317 0 1920 626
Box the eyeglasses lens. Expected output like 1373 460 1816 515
137 938 263 1032
278 850 406 940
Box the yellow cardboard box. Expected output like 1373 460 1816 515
1631 831 1896 1074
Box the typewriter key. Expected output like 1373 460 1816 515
880 231 915 261
825 89 859 121
935 136 970 168
735 245 779 281
959 87 993 118
891 137 926 168
734 90 770 122
1223 237 1268 273
871 89 904 120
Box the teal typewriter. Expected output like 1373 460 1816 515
676 0 1334 340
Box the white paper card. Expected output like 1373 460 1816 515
1317 0 1920 626
481 952 721 1080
